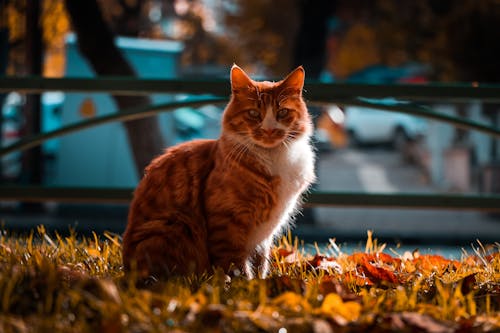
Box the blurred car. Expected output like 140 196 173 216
344 106 427 148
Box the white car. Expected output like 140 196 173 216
344 106 427 148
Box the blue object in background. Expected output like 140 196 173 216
53 35 183 188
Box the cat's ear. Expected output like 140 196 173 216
280 66 305 95
230 64 254 93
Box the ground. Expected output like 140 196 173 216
0 227 499 332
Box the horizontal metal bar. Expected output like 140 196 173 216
305 192 500 211
1 186 499 211
0 186 133 203
0 77 230 96
0 96 227 157
326 98 500 139
2 77 500 102
1 95 498 158
306 82 500 103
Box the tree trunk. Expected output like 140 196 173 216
292 1 335 225
0 27 8 180
293 0 336 78
64 0 164 176
23 0 44 185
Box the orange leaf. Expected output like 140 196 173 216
347 253 399 284
412 255 459 273
342 270 374 287
359 256 399 284
276 248 294 258
308 254 327 269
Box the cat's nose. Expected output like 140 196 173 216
262 128 277 136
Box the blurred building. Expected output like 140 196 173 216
54 34 183 187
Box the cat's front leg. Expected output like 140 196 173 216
252 240 272 278
244 260 255 279
210 241 262 279
243 253 268 279
209 241 251 278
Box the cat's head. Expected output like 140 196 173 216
222 65 312 149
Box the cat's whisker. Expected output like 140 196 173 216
235 145 250 166
224 139 253 170
232 142 247 161
230 140 253 169
282 140 291 152
225 143 245 167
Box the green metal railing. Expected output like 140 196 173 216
1 77 500 211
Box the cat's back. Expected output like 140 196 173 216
128 139 217 223
146 139 217 176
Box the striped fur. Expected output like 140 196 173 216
122 65 315 280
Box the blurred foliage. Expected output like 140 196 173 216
0 227 499 332
329 23 380 80
2 0 28 74
2 0 162 76
170 0 242 73
435 1 500 82
369 0 500 82
2 0 499 81
143 0 301 76
42 0 70 77
328 0 500 82
2 0 70 76
222 0 300 76
96 0 162 38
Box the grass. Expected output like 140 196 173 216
0 226 499 332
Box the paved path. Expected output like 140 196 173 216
300 148 500 246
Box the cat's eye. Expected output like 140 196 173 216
248 109 260 118
277 108 290 118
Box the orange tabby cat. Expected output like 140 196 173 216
122 65 316 280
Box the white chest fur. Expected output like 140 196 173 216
248 136 316 250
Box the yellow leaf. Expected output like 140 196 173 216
272 291 311 313
319 293 361 322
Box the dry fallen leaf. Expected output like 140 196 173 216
272 291 312 314
317 293 362 323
